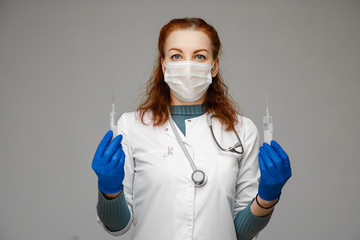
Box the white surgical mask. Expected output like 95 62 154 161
164 60 215 102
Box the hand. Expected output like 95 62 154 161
92 130 126 194
258 140 292 201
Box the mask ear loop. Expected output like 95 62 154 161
210 60 216 77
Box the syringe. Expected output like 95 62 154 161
110 90 117 138
263 94 273 144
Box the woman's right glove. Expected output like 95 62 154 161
92 130 126 194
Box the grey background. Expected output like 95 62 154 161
1 0 359 239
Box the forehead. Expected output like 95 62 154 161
164 29 211 51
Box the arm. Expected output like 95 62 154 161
233 117 271 239
250 195 278 217
94 113 135 236
234 198 273 240
234 123 291 240
97 188 131 232
104 189 122 200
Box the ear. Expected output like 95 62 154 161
161 58 165 75
211 58 219 78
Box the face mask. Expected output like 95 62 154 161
164 61 215 102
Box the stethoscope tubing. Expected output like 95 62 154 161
207 112 244 154
168 112 198 172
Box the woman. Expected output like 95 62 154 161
92 17 292 240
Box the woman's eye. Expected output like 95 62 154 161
171 54 181 60
195 54 206 60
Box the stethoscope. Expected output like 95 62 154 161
168 110 244 187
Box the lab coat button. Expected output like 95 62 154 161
165 128 168 131
187 119 191 122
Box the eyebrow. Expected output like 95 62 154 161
168 48 209 54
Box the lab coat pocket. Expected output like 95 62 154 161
133 152 172 193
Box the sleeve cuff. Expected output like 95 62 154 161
234 199 273 240
96 188 133 236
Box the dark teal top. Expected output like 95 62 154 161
96 104 273 239
170 104 206 136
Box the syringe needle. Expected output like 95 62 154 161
266 93 268 106
112 89 114 105
265 93 269 114
266 93 271 117
112 90 115 112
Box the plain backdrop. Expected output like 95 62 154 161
1 0 359 239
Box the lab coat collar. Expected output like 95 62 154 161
162 112 209 145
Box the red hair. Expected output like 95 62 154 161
136 17 241 131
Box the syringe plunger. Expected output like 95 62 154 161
110 91 117 137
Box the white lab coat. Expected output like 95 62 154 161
97 110 260 240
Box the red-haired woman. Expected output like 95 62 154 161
92 17 292 240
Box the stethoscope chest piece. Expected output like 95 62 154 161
192 170 207 187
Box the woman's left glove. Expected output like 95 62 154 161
258 140 292 201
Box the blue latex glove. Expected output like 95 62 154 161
258 140 292 201
92 130 125 194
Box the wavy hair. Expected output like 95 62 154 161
136 17 241 131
